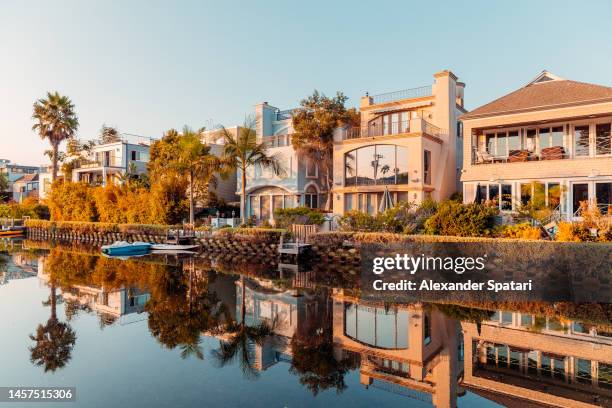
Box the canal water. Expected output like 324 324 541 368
0 238 610 408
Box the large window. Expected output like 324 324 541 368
596 182 612 214
574 125 590 156
596 123 611 155
344 303 409 349
572 183 589 214
344 145 409 186
372 111 409 136
304 186 318 209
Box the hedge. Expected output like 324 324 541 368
25 219 176 236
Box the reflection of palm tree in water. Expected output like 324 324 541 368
211 275 274 379
29 281 76 372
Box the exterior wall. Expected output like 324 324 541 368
461 100 612 218
332 70 465 216
240 102 326 221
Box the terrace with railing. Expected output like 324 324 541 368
369 86 432 105
341 118 446 141
276 109 294 121
80 133 156 147
261 133 292 148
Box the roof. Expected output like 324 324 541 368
14 174 39 183
461 71 612 120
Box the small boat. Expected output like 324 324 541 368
101 241 152 256
0 226 25 237
150 244 199 252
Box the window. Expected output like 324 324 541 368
344 145 409 186
525 129 537 152
344 303 409 349
306 159 317 178
547 182 561 209
260 196 271 220
423 312 431 345
283 195 296 209
373 112 409 136
596 123 611 155
596 182 612 214
305 186 318 209
508 130 520 151
272 195 283 213
575 359 592 384
501 184 512 210
344 193 355 212
574 125 590 156
131 150 139 161
423 150 431 185
572 183 589 214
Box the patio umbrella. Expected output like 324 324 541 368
474 183 483 204
378 186 395 213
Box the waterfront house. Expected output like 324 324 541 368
240 103 327 223
0 159 44 201
332 70 466 216
461 71 612 220
11 173 39 202
71 134 152 186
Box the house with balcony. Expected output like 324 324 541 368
71 134 152 186
332 70 466 216
461 71 612 219
241 103 327 222
461 309 611 407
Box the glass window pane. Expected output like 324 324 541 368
344 193 354 212
539 127 550 150
572 183 589 214
375 145 395 184
497 132 507 156
547 183 561 209
345 150 356 186
574 125 590 156
489 184 500 206
526 129 537 152
284 195 296 209
501 184 512 210
423 150 431 185
508 131 520 151
396 146 409 185
260 196 270 220
486 134 496 154
397 310 409 349
596 182 612 215
344 303 357 338
596 123 611 155
551 126 564 147
376 309 396 349
273 195 283 212
576 359 592 384
356 146 376 185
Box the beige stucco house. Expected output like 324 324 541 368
331 70 465 216
461 71 612 219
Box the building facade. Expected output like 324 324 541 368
461 71 612 219
200 127 240 205
0 159 43 201
332 70 465 216
241 103 326 222
71 135 152 186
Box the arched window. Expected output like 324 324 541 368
345 144 409 186
304 185 318 209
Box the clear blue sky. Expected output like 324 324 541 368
2 0 612 165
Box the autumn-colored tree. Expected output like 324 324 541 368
291 91 357 210
99 124 121 144
221 119 283 219
32 92 79 181
47 181 97 221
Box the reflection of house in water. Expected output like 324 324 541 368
462 310 612 407
332 291 462 408
37 256 150 325
235 278 327 371
0 254 38 285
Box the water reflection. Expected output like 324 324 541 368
1 239 610 408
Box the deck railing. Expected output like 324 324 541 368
370 85 432 104
341 118 445 141
262 134 292 148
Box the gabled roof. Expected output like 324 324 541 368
14 174 39 183
461 71 612 120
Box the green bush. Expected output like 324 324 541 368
338 210 383 232
0 200 50 220
338 200 437 234
214 227 285 244
424 200 498 237
273 206 325 229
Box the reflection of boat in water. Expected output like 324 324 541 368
150 244 199 252
101 241 152 256
0 226 25 237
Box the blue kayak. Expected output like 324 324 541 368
101 241 152 256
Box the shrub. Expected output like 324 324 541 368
497 222 542 240
0 199 49 219
273 207 325 229
214 227 285 244
424 200 497 237
338 210 383 232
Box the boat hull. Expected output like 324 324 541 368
101 242 152 256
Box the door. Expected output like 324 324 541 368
571 183 589 215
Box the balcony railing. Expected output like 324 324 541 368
370 86 432 104
262 134 291 148
472 146 569 165
342 118 446 141
276 109 294 121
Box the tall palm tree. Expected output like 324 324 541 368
29 281 76 372
221 119 284 220
177 127 223 225
32 92 79 181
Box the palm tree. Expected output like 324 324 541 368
32 92 79 181
221 119 284 220
211 276 274 379
177 127 223 224
29 282 76 372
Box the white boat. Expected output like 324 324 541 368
150 244 199 252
